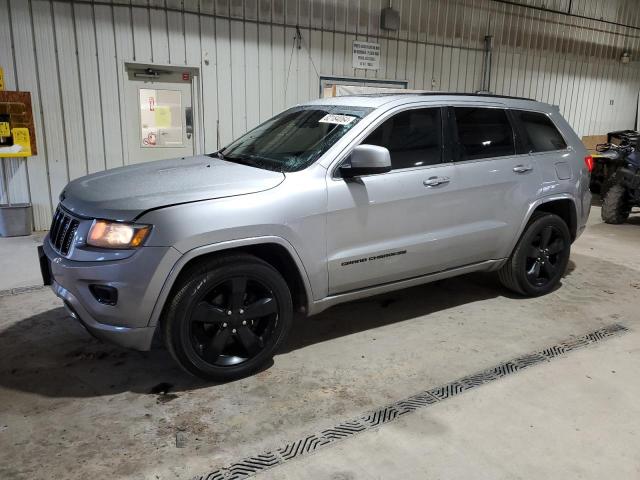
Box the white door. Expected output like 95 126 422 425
125 68 195 164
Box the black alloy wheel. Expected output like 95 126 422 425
524 224 566 288
498 212 571 296
189 276 278 367
164 254 293 381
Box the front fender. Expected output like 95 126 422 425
146 236 315 327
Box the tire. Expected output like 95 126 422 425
601 184 631 224
599 175 615 199
163 253 293 381
498 212 571 297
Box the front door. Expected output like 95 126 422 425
125 67 195 165
326 105 459 294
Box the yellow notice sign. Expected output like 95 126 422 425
155 106 171 128
0 122 9 137
7 127 31 157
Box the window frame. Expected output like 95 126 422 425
331 104 449 179
448 105 519 163
508 108 570 155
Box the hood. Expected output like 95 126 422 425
60 155 285 221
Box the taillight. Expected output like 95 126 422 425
584 155 594 173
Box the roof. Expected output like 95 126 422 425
304 92 553 112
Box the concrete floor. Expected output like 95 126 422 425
0 230 45 293
1 205 639 480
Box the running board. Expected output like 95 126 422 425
308 259 504 315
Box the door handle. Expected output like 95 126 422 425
423 176 450 187
513 164 533 173
185 106 193 139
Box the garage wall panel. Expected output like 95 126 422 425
74 2 107 175
32 0 69 207
8 0 51 226
4 0 640 229
0 0 29 206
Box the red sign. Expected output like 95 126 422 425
182 72 190 81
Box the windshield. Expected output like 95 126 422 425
217 105 372 172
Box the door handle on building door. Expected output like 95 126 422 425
185 107 193 139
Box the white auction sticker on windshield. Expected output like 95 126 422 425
319 114 356 125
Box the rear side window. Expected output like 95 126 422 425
363 108 442 169
453 107 515 161
511 110 567 152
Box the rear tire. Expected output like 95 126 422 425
601 184 631 224
163 254 293 381
498 212 571 297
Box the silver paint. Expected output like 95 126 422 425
43 94 591 351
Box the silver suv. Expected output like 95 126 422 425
39 93 592 380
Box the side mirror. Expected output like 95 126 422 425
339 144 392 178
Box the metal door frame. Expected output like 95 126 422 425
118 61 204 165
318 75 408 97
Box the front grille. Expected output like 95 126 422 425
49 206 80 256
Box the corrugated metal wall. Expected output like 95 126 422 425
2 0 640 230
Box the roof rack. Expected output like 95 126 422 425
421 91 534 101
351 91 534 101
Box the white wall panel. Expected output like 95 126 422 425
0 0 29 206
32 0 69 208
74 2 107 175
149 1 170 64
3 0 640 229
95 4 125 171
9 0 51 226
53 1 88 182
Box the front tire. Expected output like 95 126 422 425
601 184 631 224
498 212 571 296
163 254 293 381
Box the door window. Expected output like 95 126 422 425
453 107 515 161
511 110 567 152
139 88 183 148
363 108 442 169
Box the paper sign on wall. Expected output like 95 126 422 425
139 88 183 148
352 41 380 70
155 106 171 128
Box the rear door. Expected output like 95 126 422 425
447 105 543 263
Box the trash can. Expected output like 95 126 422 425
0 203 33 237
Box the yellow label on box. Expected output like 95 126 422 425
0 127 31 157
0 122 9 137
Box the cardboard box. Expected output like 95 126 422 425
582 135 607 153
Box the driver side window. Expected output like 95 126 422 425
363 107 442 169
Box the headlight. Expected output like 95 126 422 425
87 220 151 249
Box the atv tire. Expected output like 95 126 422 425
601 184 631 224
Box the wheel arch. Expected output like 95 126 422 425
508 195 579 258
148 237 314 328
531 197 578 241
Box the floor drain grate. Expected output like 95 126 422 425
195 323 629 480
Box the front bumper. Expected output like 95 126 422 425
53 280 157 350
40 237 181 351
